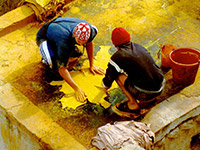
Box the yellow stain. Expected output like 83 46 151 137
36 0 50 7
70 6 80 14
51 46 118 109
25 0 51 7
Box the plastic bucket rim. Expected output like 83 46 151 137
169 48 200 67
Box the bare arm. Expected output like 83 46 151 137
86 41 94 68
86 41 105 75
58 67 87 102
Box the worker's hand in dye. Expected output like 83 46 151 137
75 88 87 103
90 65 105 75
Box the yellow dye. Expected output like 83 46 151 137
51 46 119 109
25 0 51 7
84 0 175 40
70 6 80 14
36 0 50 7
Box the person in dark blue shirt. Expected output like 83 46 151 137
36 17 105 103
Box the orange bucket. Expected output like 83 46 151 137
169 48 200 86
161 44 177 68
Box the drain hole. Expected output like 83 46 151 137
191 133 200 150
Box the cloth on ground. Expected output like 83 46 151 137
120 144 145 150
91 121 155 150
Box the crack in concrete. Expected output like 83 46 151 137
180 91 200 98
8 103 25 110
147 27 180 49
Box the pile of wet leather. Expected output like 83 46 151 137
91 121 155 150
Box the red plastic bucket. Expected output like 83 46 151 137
169 48 200 86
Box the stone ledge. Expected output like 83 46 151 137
0 81 86 150
141 70 200 143
0 5 35 37
142 93 200 143
0 0 84 37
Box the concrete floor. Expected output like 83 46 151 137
0 0 200 149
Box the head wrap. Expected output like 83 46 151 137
111 27 131 46
74 22 91 41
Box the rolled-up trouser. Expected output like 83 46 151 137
39 40 56 69
39 40 84 70
125 79 165 102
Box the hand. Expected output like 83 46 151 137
74 88 87 103
89 65 105 75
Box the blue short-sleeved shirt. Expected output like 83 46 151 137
37 17 98 68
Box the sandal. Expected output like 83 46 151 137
111 101 148 119
116 101 140 113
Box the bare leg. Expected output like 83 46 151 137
116 74 140 110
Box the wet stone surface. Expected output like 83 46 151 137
6 61 188 148
1 0 200 149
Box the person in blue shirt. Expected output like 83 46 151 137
36 17 105 103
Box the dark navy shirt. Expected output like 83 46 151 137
36 17 98 68
103 42 164 91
